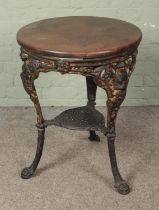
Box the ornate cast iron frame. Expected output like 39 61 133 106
20 47 137 195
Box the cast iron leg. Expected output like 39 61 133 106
94 53 137 194
106 90 130 195
21 129 45 179
86 76 100 142
20 55 45 179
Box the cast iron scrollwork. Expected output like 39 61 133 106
20 48 137 80
93 52 137 195
20 47 137 194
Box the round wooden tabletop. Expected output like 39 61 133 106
17 16 142 59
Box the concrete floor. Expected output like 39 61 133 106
0 106 159 210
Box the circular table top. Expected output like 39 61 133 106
17 16 142 59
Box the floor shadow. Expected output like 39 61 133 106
79 162 113 190
126 149 155 185
35 146 78 176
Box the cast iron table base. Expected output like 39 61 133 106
17 16 142 195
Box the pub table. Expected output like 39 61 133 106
16 16 142 195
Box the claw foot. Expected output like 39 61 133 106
21 167 34 179
88 134 100 142
115 181 130 195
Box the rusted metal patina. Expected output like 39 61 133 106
20 48 137 195
17 16 142 195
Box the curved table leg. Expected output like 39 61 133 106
95 55 136 194
20 56 45 179
106 90 130 195
86 76 100 142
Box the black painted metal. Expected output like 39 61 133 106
17 16 141 194
88 130 100 141
19 47 138 195
107 135 130 194
86 76 97 107
86 76 101 141
44 106 107 134
21 128 45 179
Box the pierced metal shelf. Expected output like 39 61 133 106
43 106 107 134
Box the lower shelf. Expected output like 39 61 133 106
44 106 107 134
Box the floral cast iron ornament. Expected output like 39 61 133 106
20 47 137 195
